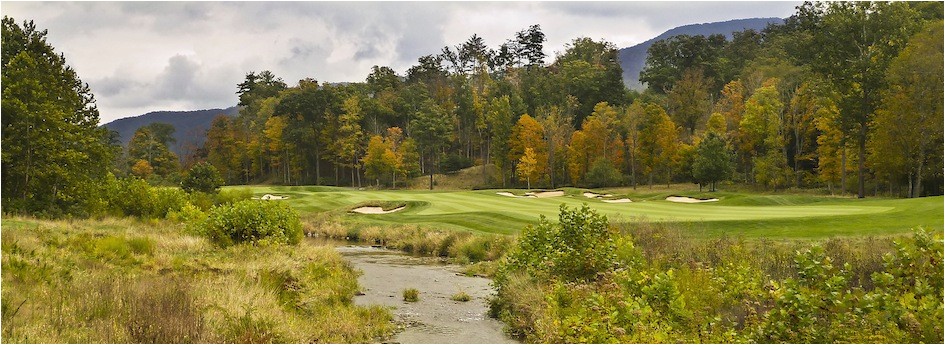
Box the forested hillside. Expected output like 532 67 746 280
619 17 783 90
102 107 239 159
178 2 941 198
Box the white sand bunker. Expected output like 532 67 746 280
496 192 524 198
602 198 633 203
666 196 719 203
583 192 613 199
252 194 289 200
525 190 565 198
497 190 564 198
351 206 406 214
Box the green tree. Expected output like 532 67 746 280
336 95 366 187
868 21 944 197
640 33 727 93
667 68 711 139
181 162 224 194
739 80 787 189
791 1 921 197
2 17 114 216
692 132 733 191
552 37 625 125
410 100 453 189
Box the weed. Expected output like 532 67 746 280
402 288 419 302
451 291 471 302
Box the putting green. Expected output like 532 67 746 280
239 186 943 238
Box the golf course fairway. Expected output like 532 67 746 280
240 186 942 239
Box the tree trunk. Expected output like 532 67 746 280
429 173 434 190
857 121 867 198
315 149 321 185
840 147 847 195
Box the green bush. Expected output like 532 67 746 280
202 200 302 247
181 162 224 194
497 204 616 284
214 188 253 206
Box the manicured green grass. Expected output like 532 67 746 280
236 186 942 239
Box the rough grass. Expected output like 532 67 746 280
0 216 392 343
238 185 942 239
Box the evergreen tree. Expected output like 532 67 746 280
1 17 114 216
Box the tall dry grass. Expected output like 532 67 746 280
1 215 392 343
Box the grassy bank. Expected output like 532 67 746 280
240 185 942 238
1 216 392 343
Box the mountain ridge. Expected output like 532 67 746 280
619 17 784 90
102 106 239 160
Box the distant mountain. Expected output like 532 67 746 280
102 106 239 160
619 17 784 91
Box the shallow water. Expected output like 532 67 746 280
330 244 517 344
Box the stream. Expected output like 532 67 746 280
320 240 517 344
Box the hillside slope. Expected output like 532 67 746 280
619 17 783 90
102 106 239 159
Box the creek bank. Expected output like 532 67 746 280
332 244 516 344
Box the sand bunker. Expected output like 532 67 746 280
665 196 719 203
252 194 289 200
583 192 613 199
351 206 406 214
496 192 523 198
497 190 564 198
525 190 565 198
602 198 633 203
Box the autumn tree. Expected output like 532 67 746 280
509 114 547 186
636 103 680 186
363 135 398 187
127 123 180 178
517 147 539 189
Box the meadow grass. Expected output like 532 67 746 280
237 185 942 239
0 215 392 343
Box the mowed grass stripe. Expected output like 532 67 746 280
234 186 941 238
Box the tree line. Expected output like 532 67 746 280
168 2 940 198
3 2 942 216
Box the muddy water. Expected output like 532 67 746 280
333 244 517 344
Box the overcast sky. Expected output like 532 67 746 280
3 1 800 123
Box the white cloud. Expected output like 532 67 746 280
1 1 799 123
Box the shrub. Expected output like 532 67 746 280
497 204 616 284
108 177 156 218
214 188 253 206
202 200 302 247
181 162 225 194
402 288 419 302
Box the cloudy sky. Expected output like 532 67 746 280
3 1 800 124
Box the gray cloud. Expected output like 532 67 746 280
1 1 800 123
